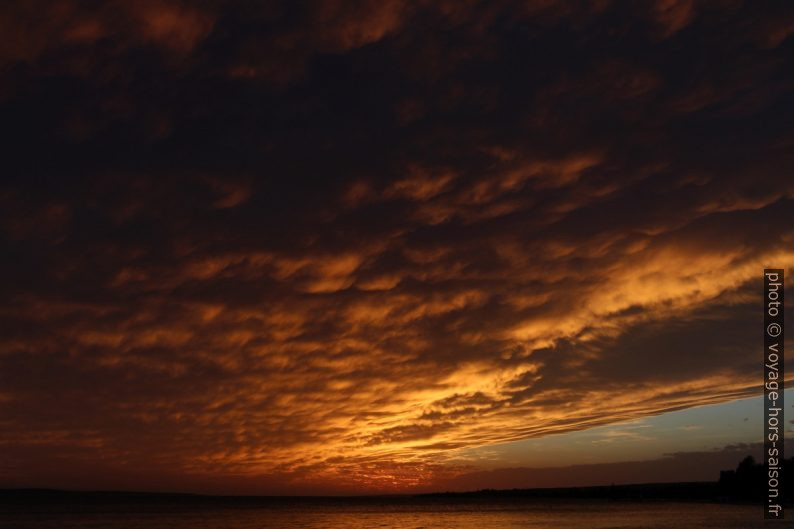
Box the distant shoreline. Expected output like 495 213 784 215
0 482 740 504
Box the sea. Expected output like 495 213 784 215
0 495 783 529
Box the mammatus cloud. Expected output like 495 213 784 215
0 0 793 493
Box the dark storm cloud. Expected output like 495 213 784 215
0 0 793 492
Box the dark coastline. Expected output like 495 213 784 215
3 455 786 511
0 486 772 529
0 482 737 507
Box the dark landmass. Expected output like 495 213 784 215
1 456 789 509
0 482 719 503
418 481 720 502
425 455 793 505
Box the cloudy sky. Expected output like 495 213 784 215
1 0 793 494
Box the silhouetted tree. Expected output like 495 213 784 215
718 455 793 504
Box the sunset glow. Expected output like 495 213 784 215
1 0 793 496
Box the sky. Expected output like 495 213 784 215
0 0 793 495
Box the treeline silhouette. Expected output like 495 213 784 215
718 455 793 503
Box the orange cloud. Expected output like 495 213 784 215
1 0 794 495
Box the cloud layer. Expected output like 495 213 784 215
0 0 793 493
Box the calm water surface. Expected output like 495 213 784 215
0 498 782 529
